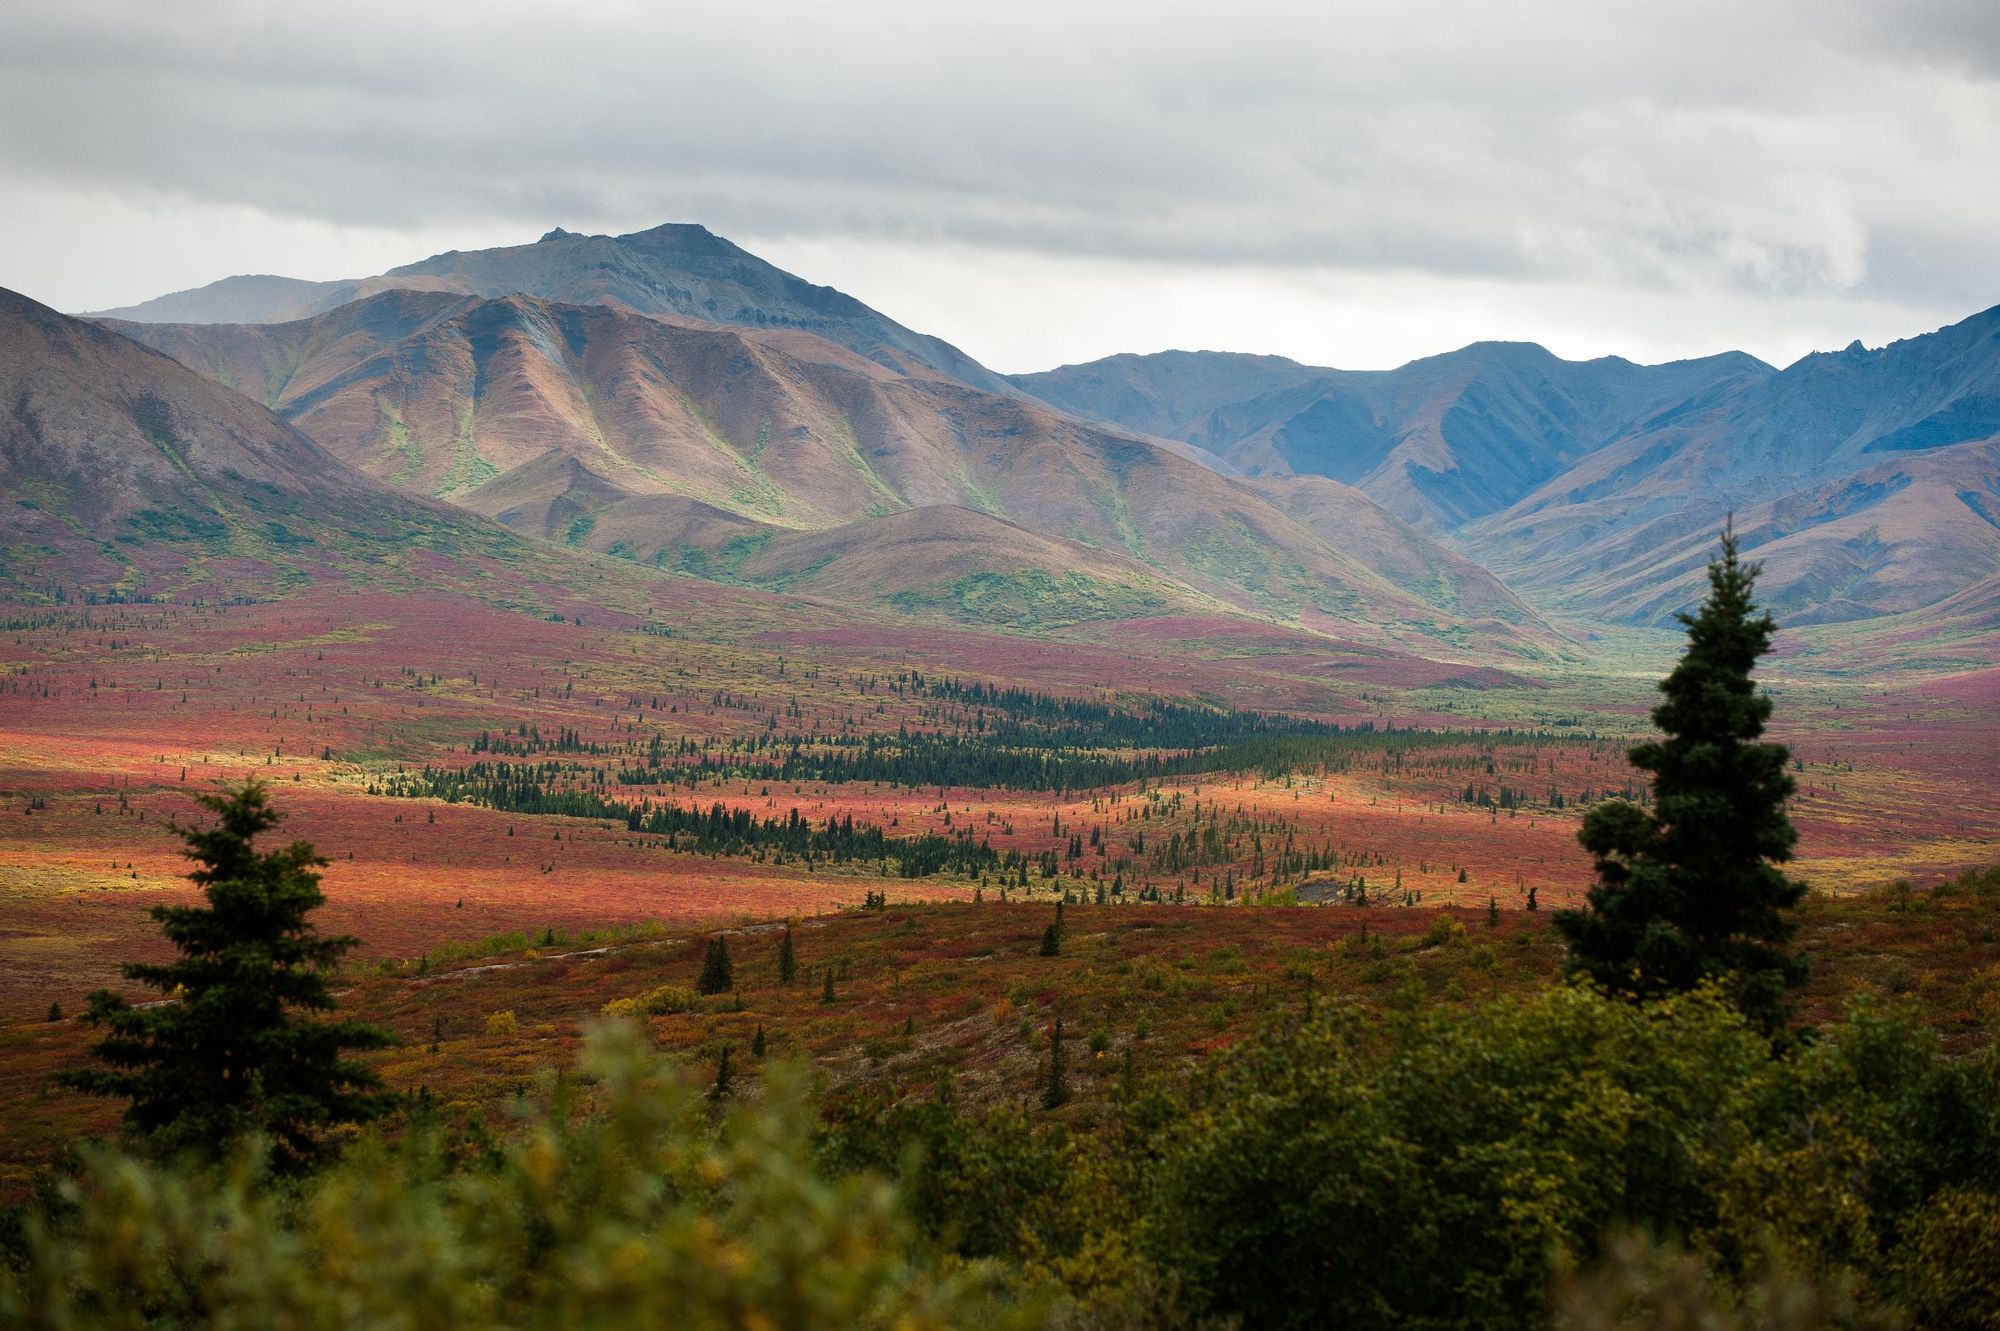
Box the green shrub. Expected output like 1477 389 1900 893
601 984 699 1019
1892 1188 2000 1330
1146 984 2000 1331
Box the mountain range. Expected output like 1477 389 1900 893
1014 308 2000 631
92 284 1552 654
20 221 2000 661
1012 343 1777 533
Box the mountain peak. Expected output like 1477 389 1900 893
82 222 1012 395
615 221 730 252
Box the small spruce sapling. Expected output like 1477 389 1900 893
1039 900 1066 957
1042 1015 1070 1109
709 1045 734 1101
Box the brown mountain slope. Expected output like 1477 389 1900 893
103 292 1560 657
457 453 765 553
0 287 511 597
1526 436 2000 627
1239 474 1542 626
96 289 476 415
108 291 972 523
729 505 1211 628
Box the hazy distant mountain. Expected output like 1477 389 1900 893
0 288 511 595
84 223 1017 396
1012 343 1773 533
1468 304 2000 623
1011 350 1328 440
1016 310 2000 633
103 290 1557 653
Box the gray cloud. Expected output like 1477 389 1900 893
1 0 1996 369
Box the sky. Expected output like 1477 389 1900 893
2 0 1997 374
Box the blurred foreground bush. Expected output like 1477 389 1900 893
2 1022 1037 1330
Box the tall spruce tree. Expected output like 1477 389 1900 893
1554 526 1806 1030
62 782 392 1168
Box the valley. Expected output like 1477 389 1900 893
3 580 1993 1038
5 224 2000 1130
0 211 1995 1321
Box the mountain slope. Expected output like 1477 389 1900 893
1468 305 2000 621
729 505 1208 628
1011 350 1328 440
86 223 1016 397
109 291 1021 522
1480 436 2000 628
1013 344 1773 533
102 292 1559 656
1238 474 1542 627
0 287 514 597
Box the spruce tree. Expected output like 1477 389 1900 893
696 936 734 995
1042 1015 1070 1110
1554 526 1806 1030
709 1045 735 1101
776 926 796 985
1039 900 1065 957
62 782 392 1168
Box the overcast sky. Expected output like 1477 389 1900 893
3 0 1997 372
